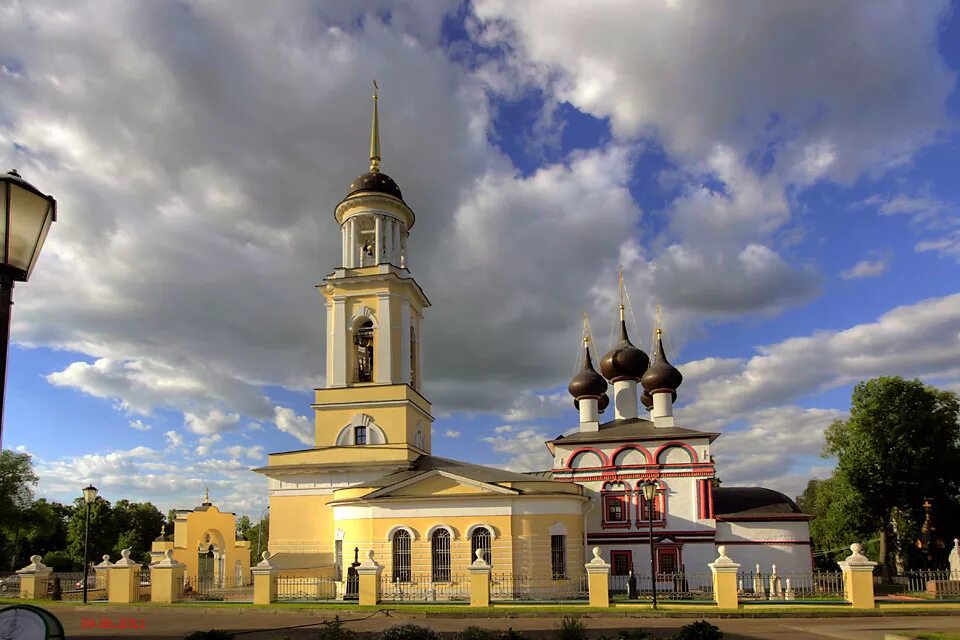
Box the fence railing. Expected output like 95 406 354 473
490 572 588 602
181 575 251 602
57 571 109 601
896 570 960 599
276 576 340 602
608 573 713 601
738 571 844 601
380 574 471 602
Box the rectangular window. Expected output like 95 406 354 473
604 495 627 522
354 426 366 445
551 535 567 580
610 550 632 576
640 495 663 521
657 548 678 575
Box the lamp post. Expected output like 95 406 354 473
81 484 98 604
640 480 658 609
0 169 57 450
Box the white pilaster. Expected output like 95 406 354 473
330 297 348 387
376 293 393 383
392 220 401 266
374 216 383 264
579 398 599 432
399 299 411 385
326 300 334 384
613 380 638 420
347 219 358 268
341 224 348 268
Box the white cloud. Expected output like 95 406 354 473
195 434 222 457
128 419 152 431
916 232 960 261
504 392 569 422
494 425 514 433
482 427 554 472
222 445 265 461
443 430 461 438
185 410 240 436
164 430 183 449
842 258 889 280
272 406 313 446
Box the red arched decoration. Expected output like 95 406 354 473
610 444 653 466
653 441 698 465
566 447 610 469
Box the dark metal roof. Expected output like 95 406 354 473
347 170 403 200
548 417 720 445
713 487 802 516
568 346 608 399
600 320 649 381
350 455 571 492
641 335 683 392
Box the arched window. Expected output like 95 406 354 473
431 528 451 582
601 481 630 528
391 529 411 582
354 319 374 383
470 526 492 565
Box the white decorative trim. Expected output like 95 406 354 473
386 525 418 541
376 292 393 383
350 306 378 329
466 523 499 540
426 524 458 540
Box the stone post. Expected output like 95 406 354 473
949 538 960 580
150 550 187 603
468 548 492 607
584 547 611 608
252 551 277 605
357 550 383 606
708 546 741 609
94 555 113 595
16 555 53 599
838 543 877 609
108 548 140 604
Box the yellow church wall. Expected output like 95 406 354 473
509 513 585 578
266 446 416 468
268 494 336 556
388 475 500 497
160 505 252 584
312 384 432 451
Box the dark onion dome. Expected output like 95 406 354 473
600 315 649 381
347 170 404 201
640 390 653 410
568 343 608 399
641 331 683 393
576 392 611 412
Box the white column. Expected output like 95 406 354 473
347 219 357 268
613 380 639 420
326 301 335 385
330 298 347 387
400 232 408 269
652 391 674 428
392 220 401 266
374 216 383 264
376 293 393 383
341 225 348 268
399 299 411 385
578 398 599 432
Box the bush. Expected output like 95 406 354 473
381 624 441 640
184 631 236 640
316 617 357 640
459 628 499 640
554 617 587 640
50 577 62 601
672 620 722 640
42 551 77 572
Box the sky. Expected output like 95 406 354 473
2 0 959 518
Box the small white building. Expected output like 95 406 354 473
550 307 813 577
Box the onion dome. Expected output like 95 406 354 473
640 390 653 410
568 341 608 399
598 393 610 413
641 330 683 393
600 310 649 381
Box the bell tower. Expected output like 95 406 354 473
316 84 432 458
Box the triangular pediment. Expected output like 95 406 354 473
364 470 519 499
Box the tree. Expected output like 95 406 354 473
242 516 269 566
111 500 164 561
824 377 960 576
66 496 115 567
797 475 873 568
0 450 39 570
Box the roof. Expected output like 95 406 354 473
548 417 720 445
713 487 808 518
346 170 403 200
351 455 555 490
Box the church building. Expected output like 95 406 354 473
253 90 812 588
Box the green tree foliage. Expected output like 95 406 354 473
0 450 41 569
824 376 960 573
111 499 164 560
797 475 873 567
242 515 269 566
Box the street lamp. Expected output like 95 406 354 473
640 480 658 609
0 169 57 449
81 484 98 604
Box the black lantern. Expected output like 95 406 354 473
81 484 98 603
640 480 658 609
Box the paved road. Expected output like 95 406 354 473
21 605 960 639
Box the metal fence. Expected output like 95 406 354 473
738 570 844 601
491 572 589 602
56 571 109 602
181 575 251 602
608 572 713 601
895 570 960 599
380 573 471 602
275 577 340 602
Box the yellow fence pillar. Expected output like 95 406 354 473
94 555 113 596
585 547 611 608
149 550 186 603
468 549 492 607
108 549 141 604
839 543 877 610
17 555 53 599
252 552 277 605
708 546 741 609
357 550 383 607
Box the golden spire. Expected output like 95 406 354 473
203 486 209 503
369 80 381 173
618 265 625 322
583 312 592 344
